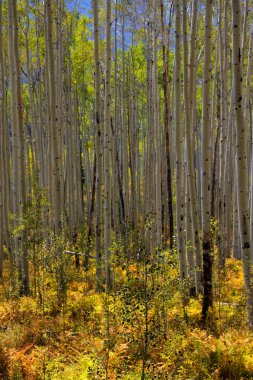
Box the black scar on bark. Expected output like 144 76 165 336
203 241 211 251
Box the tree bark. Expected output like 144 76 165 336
231 0 253 324
201 0 213 321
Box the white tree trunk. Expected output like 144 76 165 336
175 0 187 283
232 0 253 324
104 0 112 289
201 0 213 320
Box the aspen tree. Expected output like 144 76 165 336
44 8 53 211
86 154 97 270
104 0 112 289
24 2 40 181
74 91 84 227
66 40 76 245
93 0 103 289
217 0 227 268
84 140 92 223
121 11 129 227
222 3 233 259
210 35 220 233
112 0 120 237
210 65 219 222
231 0 253 324
12 0 26 210
56 0 64 199
244 25 253 120
160 0 174 249
201 0 213 320
232 165 241 259
8 0 29 295
146 4 156 249
134 82 139 229
148 27 156 249
183 0 202 295
175 0 187 284
247 27 253 254
144 21 152 248
241 1 251 198
45 0 62 232
35 6 45 188
153 0 162 247
135 87 141 226
217 0 232 266
0 0 3 278
224 88 233 258
128 57 137 230
0 0 11 275
130 75 137 229
185 180 196 295
244 22 252 208
8 0 20 226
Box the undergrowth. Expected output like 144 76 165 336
0 236 253 379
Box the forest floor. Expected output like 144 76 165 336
0 251 253 379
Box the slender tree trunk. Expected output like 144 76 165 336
45 0 62 233
0 0 4 278
153 1 162 247
183 0 202 295
160 0 173 249
231 0 253 324
93 0 103 290
121 11 129 228
175 0 187 285
8 0 29 295
35 7 45 188
113 1 120 237
104 0 112 289
0 0 11 277
201 0 213 321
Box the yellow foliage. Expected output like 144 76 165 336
0 248 253 379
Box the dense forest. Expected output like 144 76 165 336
0 0 253 378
